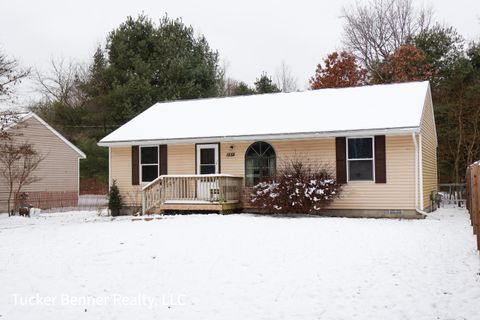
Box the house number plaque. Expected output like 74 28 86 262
226 152 235 157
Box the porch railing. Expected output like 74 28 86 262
142 176 163 214
142 174 243 214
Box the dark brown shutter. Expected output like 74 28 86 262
131 146 139 185
159 145 168 175
374 135 386 183
335 137 347 184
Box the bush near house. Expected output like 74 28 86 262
108 180 123 216
250 159 341 214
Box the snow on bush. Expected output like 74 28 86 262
250 158 341 214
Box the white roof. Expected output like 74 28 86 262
99 81 430 146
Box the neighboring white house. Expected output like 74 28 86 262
0 112 86 213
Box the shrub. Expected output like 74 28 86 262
250 158 341 214
108 180 123 216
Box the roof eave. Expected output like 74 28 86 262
98 126 420 147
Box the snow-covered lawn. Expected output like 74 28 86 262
1 208 479 319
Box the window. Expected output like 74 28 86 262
347 137 374 181
200 148 216 174
140 146 159 182
245 141 276 186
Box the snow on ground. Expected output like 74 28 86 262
0 207 479 319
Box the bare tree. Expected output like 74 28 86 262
216 59 241 97
0 50 30 100
0 110 21 139
0 142 44 215
275 61 298 93
341 0 432 76
34 57 87 108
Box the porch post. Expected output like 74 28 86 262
219 176 225 202
141 190 146 216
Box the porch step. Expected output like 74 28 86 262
149 202 242 214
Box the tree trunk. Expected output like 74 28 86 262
454 99 465 183
7 186 12 216
466 108 480 166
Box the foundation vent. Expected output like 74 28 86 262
385 209 402 215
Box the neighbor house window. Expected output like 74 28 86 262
347 137 374 181
140 146 159 183
245 141 276 186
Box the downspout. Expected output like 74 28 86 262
419 133 424 210
412 132 428 216
78 158 80 204
412 133 419 209
108 147 112 189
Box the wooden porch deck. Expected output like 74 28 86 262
142 174 244 214
149 201 242 214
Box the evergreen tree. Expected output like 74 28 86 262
434 45 480 182
254 72 280 93
233 81 256 96
410 24 464 86
108 180 123 216
102 14 220 122
35 14 222 191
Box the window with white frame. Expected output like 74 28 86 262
140 146 159 182
347 137 374 181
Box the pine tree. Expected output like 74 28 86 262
233 81 256 96
108 180 123 216
254 72 280 93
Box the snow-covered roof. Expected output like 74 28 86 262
99 81 430 146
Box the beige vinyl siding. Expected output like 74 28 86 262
0 117 81 211
168 144 195 174
221 139 336 177
220 142 249 176
272 139 337 169
223 137 414 210
110 144 196 206
112 136 416 210
110 147 141 206
421 90 438 211
330 135 415 209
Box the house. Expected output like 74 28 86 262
0 112 86 212
98 81 437 218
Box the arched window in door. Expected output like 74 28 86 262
245 141 276 186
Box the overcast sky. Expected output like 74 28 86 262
1 0 479 108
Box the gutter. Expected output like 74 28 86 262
98 127 420 147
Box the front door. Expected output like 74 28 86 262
196 144 219 174
196 144 219 200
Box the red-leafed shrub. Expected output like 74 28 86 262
250 158 341 214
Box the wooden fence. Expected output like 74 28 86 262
466 163 480 251
1 192 107 214
438 183 467 207
80 178 108 195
